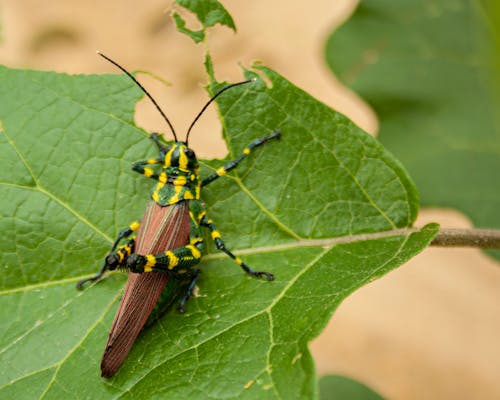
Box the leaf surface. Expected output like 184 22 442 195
325 0 500 258
0 62 437 399
173 0 235 43
318 375 384 400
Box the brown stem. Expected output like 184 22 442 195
430 228 500 249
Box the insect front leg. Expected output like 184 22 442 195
76 221 140 289
201 216 274 281
131 157 164 180
150 132 170 158
130 133 171 179
201 130 280 186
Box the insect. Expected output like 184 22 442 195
76 52 280 378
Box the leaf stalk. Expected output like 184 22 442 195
430 228 500 249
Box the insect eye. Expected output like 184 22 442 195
185 148 195 158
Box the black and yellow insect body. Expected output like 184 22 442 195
76 53 280 378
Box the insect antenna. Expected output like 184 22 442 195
184 79 255 145
97 51 178 142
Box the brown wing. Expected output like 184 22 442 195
101 200 190 378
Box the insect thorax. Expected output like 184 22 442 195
151 166 201 205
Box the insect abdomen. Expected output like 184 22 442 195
100 201 190 378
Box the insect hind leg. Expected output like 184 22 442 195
201 217 274 281
76 261 108 290
76 221 140 289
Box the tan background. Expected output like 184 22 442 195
1 1 499 399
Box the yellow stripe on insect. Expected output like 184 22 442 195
211 230 221 240
156 181 165 191
173 175 187 186
129 221 140 231
186 244 201 260
234 257 243 265
168 195 179 204
178 146 188 170
216 167 227 177
243 148 251 155
165 251 179 269
168 185 183 204
144 255 156 272
159 172 167 183
152 191 160 203
143 167 154 177
147 158 157 164
190 237 203 245
164 147 175 167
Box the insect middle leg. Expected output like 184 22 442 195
177 268 200 313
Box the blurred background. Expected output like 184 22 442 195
1 0 499 398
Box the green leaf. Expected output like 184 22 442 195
0 63 437 399
172 12 205 44
173 0 236 43
319 375 384 400
325 0 500 259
